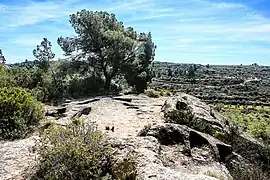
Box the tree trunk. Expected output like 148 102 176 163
104 76 112 91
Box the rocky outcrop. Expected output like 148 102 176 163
110 136 232 180
159 93 270 178
161 93 229 135
1 93 269 179
139 123 232 162
72 106 92 118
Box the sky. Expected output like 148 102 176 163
0 0 270 65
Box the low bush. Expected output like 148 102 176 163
112 152 138 180
30 119 138 180
165 109 215 134
159 89 173 96
31 119 112 180
165 109 194 125
145 89 160 98
0 87 44 139
214 103 224 112
164 108 206 131
219 104 270 144
145 88 172 98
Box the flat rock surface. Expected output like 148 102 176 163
0 94 236 179
0 136 38 180
0 94 167 179
86 95 167 138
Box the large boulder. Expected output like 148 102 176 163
161 93 230 136
160 93 270 177
139 123 232 162
109 136 232 180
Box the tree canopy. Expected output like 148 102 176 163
33 38 55 72
58 10 156 91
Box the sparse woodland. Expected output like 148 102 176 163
0 9 270 180
1 10 156 103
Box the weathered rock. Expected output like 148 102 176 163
161 93 229 135
189 130 232 161
0 136 38 180
45 107 67 117
160 93 270 176
57 107 67 115
72 106 92 118
112 97 133 102
139 123 232 162
76 98 100 105
109 136 232 180
2 94 268 179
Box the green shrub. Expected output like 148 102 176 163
68 75 104 98
0 65 15 88
145 88 172 98
218 104 270 144
165 108 194 127
112 152 138 180
145 89 160 98
214 103 224 112
30 86 46 102
160 89 172 96
0 87 44 139
31 119 112 180
165 109 215 134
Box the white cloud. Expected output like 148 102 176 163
0 0 270 64
212 2 245 9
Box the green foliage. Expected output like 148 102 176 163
167 68 173 77
218 104 270 144
31 120 112 180
33 38 55 72
214 103 225 112
187 64 197 83
0 65 13 87
112 152 137 180
0 87 45 139
1 10 156 102
145 89 160 98
213 131 224 139
145 88 172 98
165 109 194 126
159 89 173 96
165 108 214 134
58 10 155 91
68 75 104 98
123 33 155 92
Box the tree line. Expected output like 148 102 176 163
0 10 156 102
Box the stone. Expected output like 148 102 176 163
72 106 92 118
139 123 232 162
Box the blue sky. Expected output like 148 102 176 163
0 0 270 65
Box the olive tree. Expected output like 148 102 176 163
58 10 156 91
